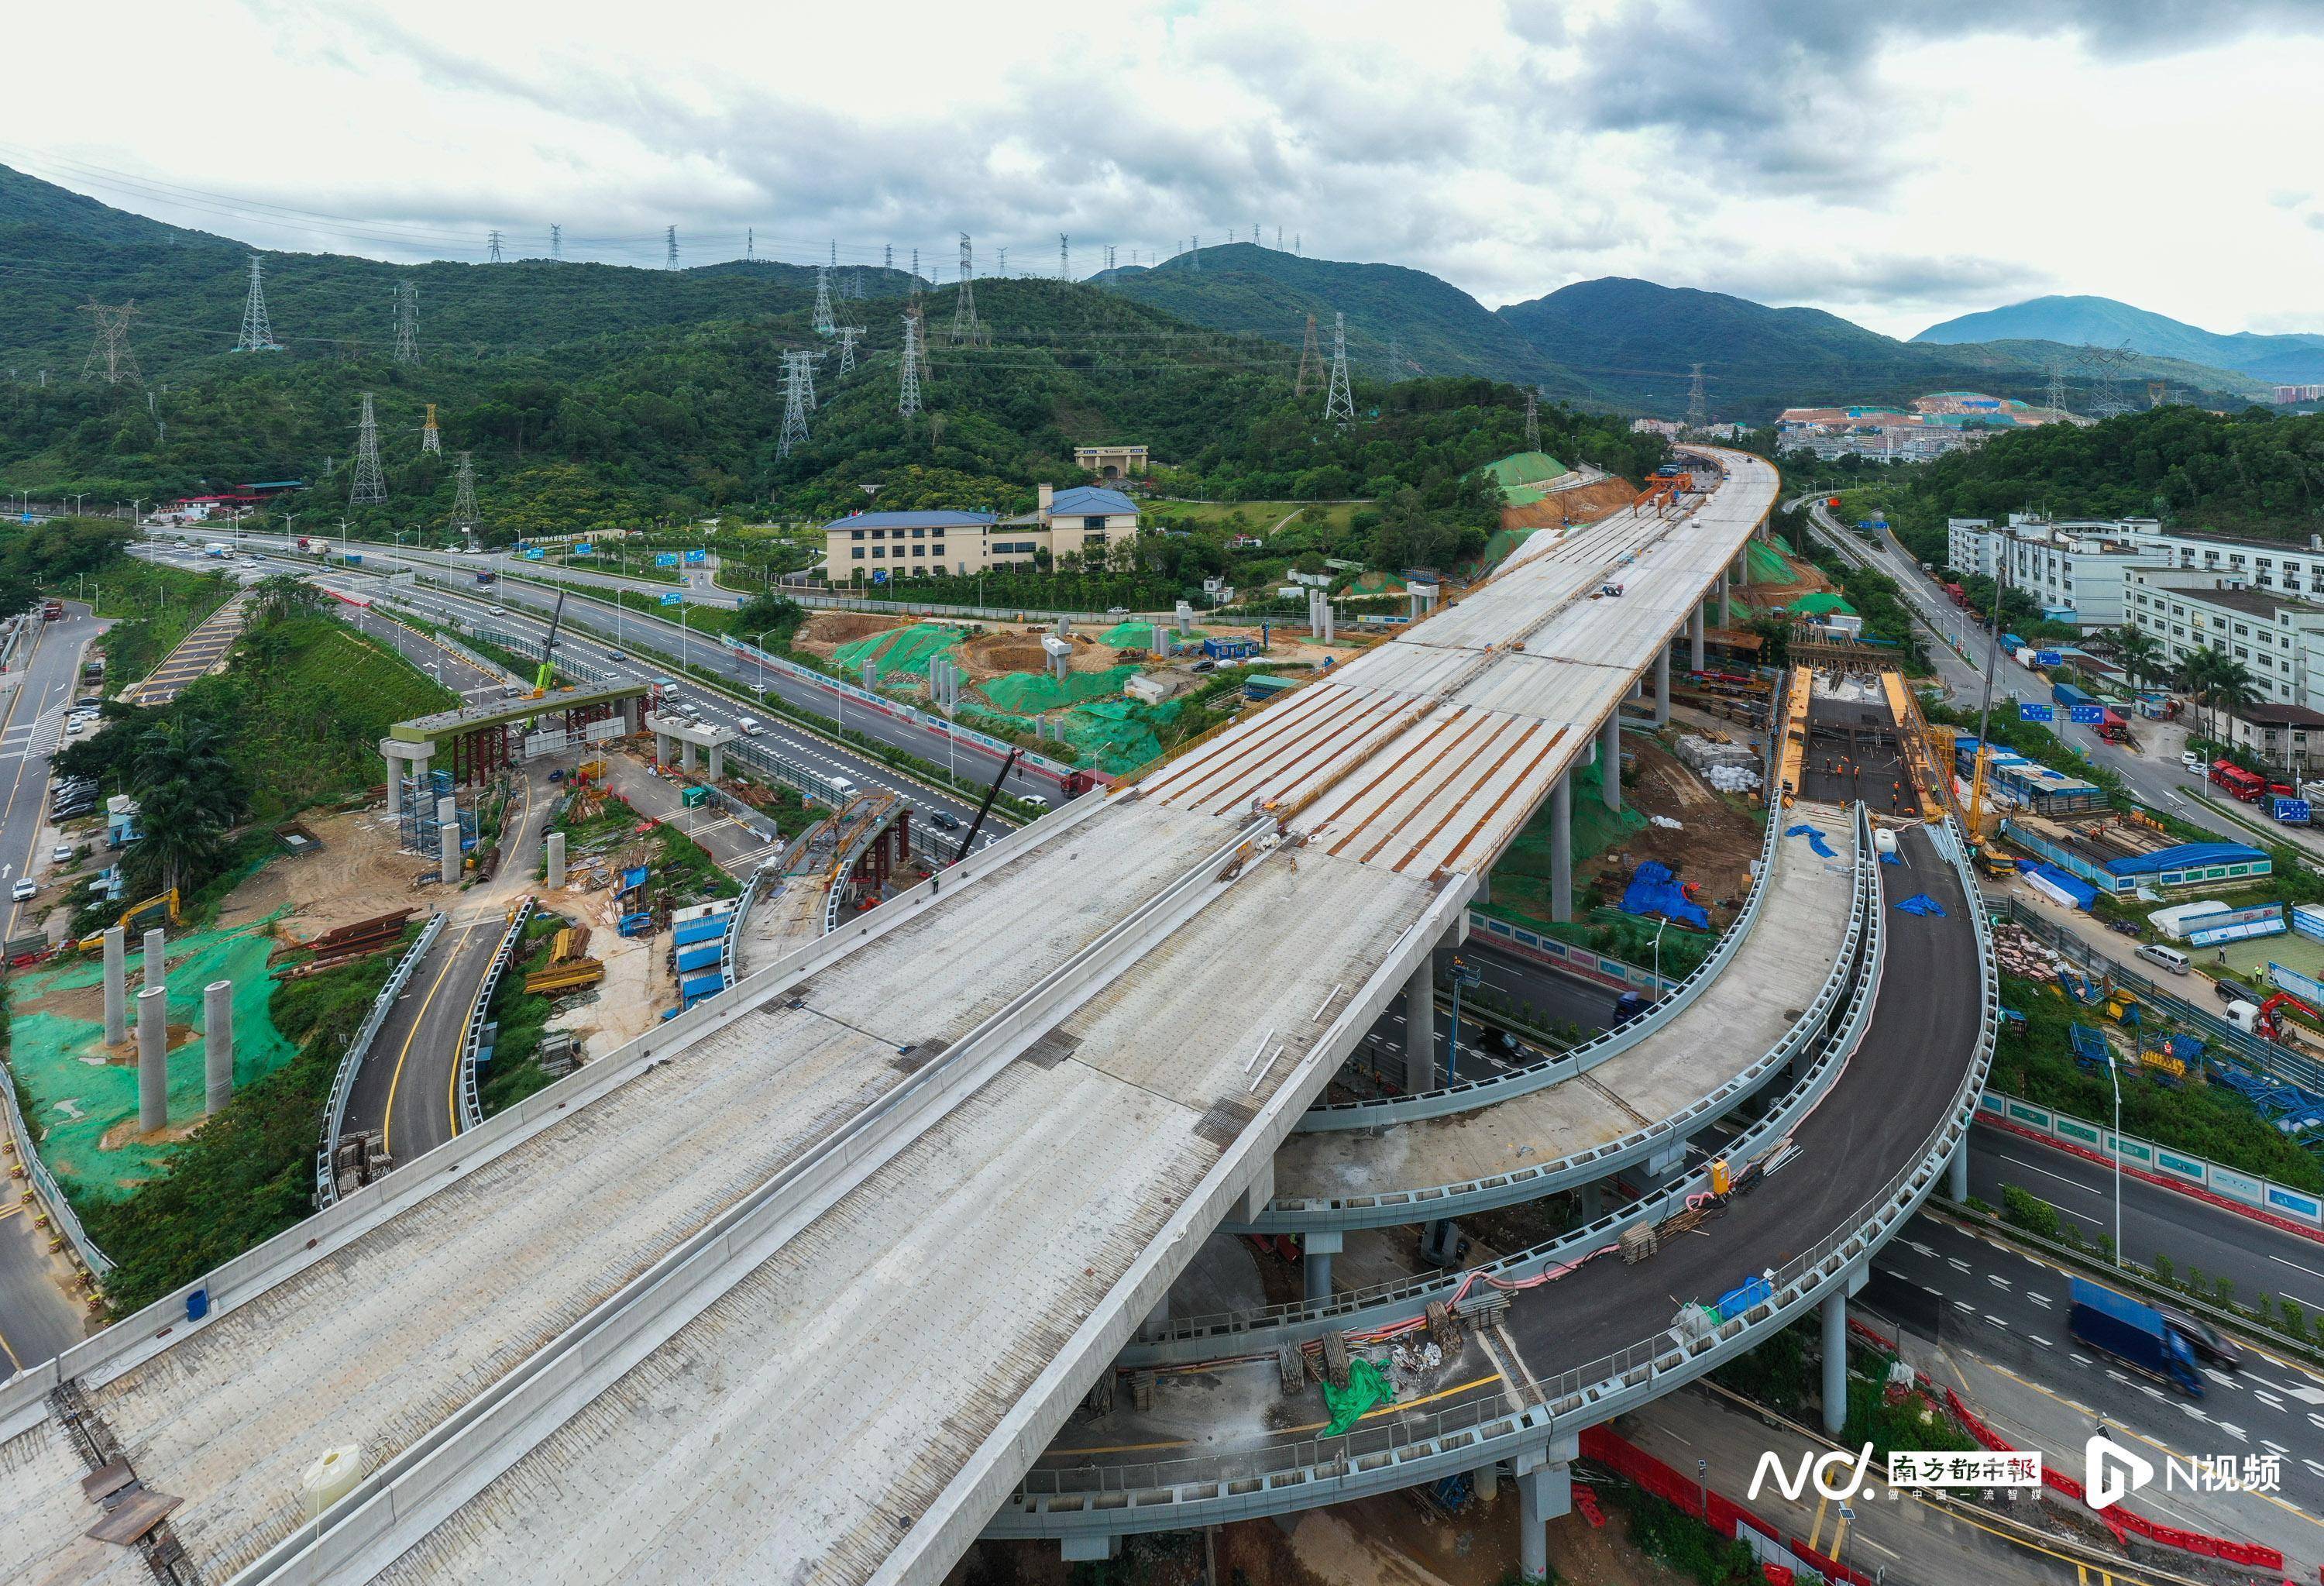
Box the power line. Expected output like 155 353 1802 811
1323 311 1353 425
233 253 283 352
349 392 387 506
392 279 420 364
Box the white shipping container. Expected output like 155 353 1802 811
2147 899 2233 941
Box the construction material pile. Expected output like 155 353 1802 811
1674 734 1762 793
1994 921 2063 982
275 908 416 977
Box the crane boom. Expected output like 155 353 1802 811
531 590 567 696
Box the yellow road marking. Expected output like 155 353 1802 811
381 921 481 1161
442 774 536 1136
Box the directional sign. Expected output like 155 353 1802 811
655 552 679 567
572 542 593 556
682 549 706 564
2017 702 2054 722
658 591 683 606
2068 704 2105 724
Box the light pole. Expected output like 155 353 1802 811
2103 1044 2123 1266
1446 956 1480 1085
1652 916 1670 990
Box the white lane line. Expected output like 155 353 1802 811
1999 1154 2107 1200
2218 1422 2247 1443
2030 1336 2052 1349
1986 1274 2012 1290
2270 1252 2324 1282
2029 1292 2053 1309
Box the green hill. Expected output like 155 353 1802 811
1916 294 2324 387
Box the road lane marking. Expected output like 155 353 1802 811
380 920 483 1160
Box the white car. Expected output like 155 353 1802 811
64 719 84 735
50 845 73 865
11 879 36 903
2186 760 2211 778
487 605 508 617
2181 750 2202 769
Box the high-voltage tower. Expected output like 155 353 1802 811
349 394 387 506
1060 233 1069 280
898 315 923 418
1295 313 1320 396
233 254 284 353
836 325 864 377
1322 311 1354 425
665 225 679 269
452 451 479 528
421 402 442 455
1685 363 1707 432
551 224 562 260
78 300 141 385
393 280 421 364
951 233 982 346
1524 388 1540 452
812 265 837 336
487 229 504 263
778 352 813 459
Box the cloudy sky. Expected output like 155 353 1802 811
6 0 2322 338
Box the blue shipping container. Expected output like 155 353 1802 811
675 942 723 972
672 917 729 947
2051 682 2094 709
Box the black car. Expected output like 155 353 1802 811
2163 1309 2243 1370
930 812 963 832
1482 1028 1522 1058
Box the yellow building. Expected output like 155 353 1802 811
823 484 1140 580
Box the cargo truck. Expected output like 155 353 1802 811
2068 1278 2205 1396
40 600 63 621
204 542 229 557
2052 682 2095 711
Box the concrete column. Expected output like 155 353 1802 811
1720 563 1735 627
1304 1230 1342 1303
1600 714 1623 812
1516 1453 1574 1582
136 986 167 1134
1690 604 1706 672
653 730 671 764
384 748 404 815
142 927 165 992
1948 1139 1970 1203
1654 647 1671 725
437 795 461 885
1549 772 1572 924
1233 1158 1275 1225
101 926 126 1047
1141 1291 1172 1340
1473 1462 1500 1502
1822 1289 1849 1436
1404 958 1435 1095
680 738 698 772
707 744 724 781
410 752 430 792
545 831 567 890
203 979 233 1115
1577 1181 1604 1223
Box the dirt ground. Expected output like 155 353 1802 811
1501 476 1641 531
213 808 439 942
540 878 665 1058
792 611 913 658
1581 735 1767 924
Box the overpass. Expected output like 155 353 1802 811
0 450 1989 1586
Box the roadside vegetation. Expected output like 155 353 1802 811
475 911 567 1119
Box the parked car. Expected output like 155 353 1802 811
2181 750 2203 769
10 879 36 902
50 845 73 865
2185 760 2211 778
2106 919 2141 937
64 719 84 735
1021 793 1050 810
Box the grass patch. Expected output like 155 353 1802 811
75 560 236 685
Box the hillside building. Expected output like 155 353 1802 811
824 483 1140 580
1073 444 1150 479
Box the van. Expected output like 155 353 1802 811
2137 943 2191 975
827 776 858 800
737 716 765 736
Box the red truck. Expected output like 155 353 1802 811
40 600 62 622
1944 582 1970 608
2211 762 2268 803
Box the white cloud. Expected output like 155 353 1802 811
2 0 2319 339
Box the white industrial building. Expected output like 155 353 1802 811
2123 570 2324 710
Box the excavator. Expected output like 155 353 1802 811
529 590 567 698
77 888 180 952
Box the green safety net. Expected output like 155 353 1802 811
1322 1357 1396 1436
1743 539 1801 584
8 914 297 1200
1097 620 1206 649
830 622 963 681
1485 755 1646 927
1472 527 1539 571
1482 451 1568 488
978 664 1143 715
1791 591 1858 617
1342 569 1408 596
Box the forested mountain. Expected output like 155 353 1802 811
1915 294 2324 387
1883 407 2324 552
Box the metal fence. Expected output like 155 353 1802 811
313 913 448 1209
1018 814 1996 1505
456 900 536 1134
0 1047 111 1278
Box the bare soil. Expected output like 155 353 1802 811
1580 735 1766 927
793 611 911 657
215 809 439 941
1501 476 1641 532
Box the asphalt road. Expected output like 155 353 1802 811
341 915 504 1169
0 606 106 1372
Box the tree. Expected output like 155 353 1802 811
2113 625 2161 693
125 717 247 895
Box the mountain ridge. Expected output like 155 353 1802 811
1914 294 2324 387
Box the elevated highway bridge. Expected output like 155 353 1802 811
0 450 1990 1586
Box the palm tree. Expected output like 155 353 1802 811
2113 626 2161 693
2205 656 2260 760
2175 648 2224 745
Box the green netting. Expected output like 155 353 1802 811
1482 451 1568 488
1744 539 1800 584
978 663 1142 715
1492 755 1645 893
1322 1357 1396 1436
8 914 297 1200
1098 620 1206 649
1792 591 1858 617
1474 527 1540 570
1343 569 1408 595
830 622 963 681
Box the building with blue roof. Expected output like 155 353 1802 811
822 482 1140 582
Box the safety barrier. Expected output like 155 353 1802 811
1978 1091 2324 1232
1301 797 1793 1129
313 912 446 1209
720 866 768 986
0 1047 110 1280
1133 804 1884 1360
455 899 535 1134
1002 812 1994 1532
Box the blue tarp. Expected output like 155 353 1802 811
1714 1275 1774 1321
2025 861 2101 910
1618 861 1710 931
620 865 650 893
680 969 725 1006
2106 841 2267 877
1896 893 1949 917
1784 823 1837 859
1879 850 1902 865
672 917 730 947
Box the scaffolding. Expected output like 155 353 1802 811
397 769 477 855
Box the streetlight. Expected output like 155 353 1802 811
1652 915 1671 991
2102 1044 2123 1266
1446 956 1481 1085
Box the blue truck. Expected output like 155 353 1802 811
2051 682 2095 711
2068 1278 2204 1396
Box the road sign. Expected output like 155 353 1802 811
2017 702 2054 721
2068 704 2105 724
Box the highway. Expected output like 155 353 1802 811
0 606 105 1374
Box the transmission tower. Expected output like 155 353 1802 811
910 247 921 303
451 451 478 528
1061 233 1070 280
837 325 864 376
2149 380 2169 409
899 315 923 418
812 265 837 336
777 352 813 459
392 280 420 364
2044 356 2067 414
665 225 679 269
233 254 284 352
1524 388 1540 453
950 233 982 346
349 393 387 506
884 243 892 272
799 349 820 411
1322 311 1354 425
909 301 931 384
421 402 442 455
551 223 562 260
744 228 754 263
78 300 141 385
1685 363 1707 432
488 229 504 263
1294 313 1320 395
2084 343 2134 418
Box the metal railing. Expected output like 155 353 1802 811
456 900 536 1134
314 912 446 1209
1 1049 111 1278
1014 813 1996 1509
1303 796 1793 1129
721 866 768 986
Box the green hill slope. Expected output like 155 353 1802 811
1915 294 2324 387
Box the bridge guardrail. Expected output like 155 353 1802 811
1 1048 111 1282
1257 811 1868 1228
314 912 445 1209
1130 806 1885 1362
1008 810 1994 1523
456 900 535 1134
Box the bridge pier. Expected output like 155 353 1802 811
1720 562 1735 627
680 738 698 773
1473 1460 1499 1501
136 986 167 1134
1515 1432 1579 1581
204 979 234 1115
438 796 462 885
1653 648 1670 725
1404 958 1435 1094
1600 714 1622 812
1060 1534 1119 1563
545 831 567 890
1576 1180 1604 1223
1822 1290 1848 1435
1948 1139 1969 1203
1689 605 1706 673
653 729 672 764
101 926 126 1047
1549 772 1572 923
1303 1230 1341 1302
142 927 166 991
707 742 725 780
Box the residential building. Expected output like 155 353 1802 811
1942 519 2171 628
823 483 1140 580
2219 701 2324 778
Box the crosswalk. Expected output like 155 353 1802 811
0 707 68 764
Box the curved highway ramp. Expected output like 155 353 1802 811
0 452 1796 1586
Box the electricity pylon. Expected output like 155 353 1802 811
1294 313 1320 397
78 300 141 384
451 451 479 528
349 394 387 506
837 325 864 377
392 280 420 364
234 254 284 352
812 266 837 337
421 402 442 455
951 233 982 346
1322 311 1354 425
899 315 922 418
778 352 813 459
